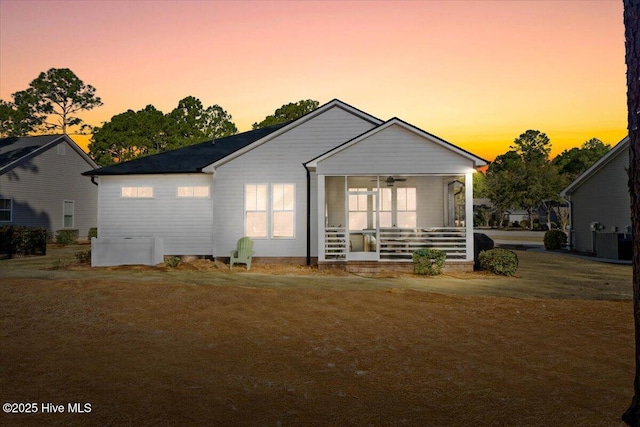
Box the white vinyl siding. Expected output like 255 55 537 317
63 200 74 228
316 124 476 175
98 174 213 255
214 106 378 257
0 199 12 222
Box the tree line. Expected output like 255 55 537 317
0 68 613 217
0 67 319 166
475 130 611 230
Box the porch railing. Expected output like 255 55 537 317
323 227 467 261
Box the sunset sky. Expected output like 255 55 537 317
0 0 628 161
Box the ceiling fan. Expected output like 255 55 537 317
370 176 408 187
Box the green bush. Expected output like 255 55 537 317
412 248 446 276
164 256 180 268
478 248 518 276
520 219 529 229
544 229 567 250
0 226 47 257
75 250 91 264
56 229 79 245
88 227 98 239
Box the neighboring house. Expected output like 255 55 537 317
0 134 98 239
83 100 487 271
560 136 631 259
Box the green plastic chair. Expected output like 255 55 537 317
230 237 255 270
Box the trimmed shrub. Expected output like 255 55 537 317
474 233 495 270
544 229 567 250
56 229 79 245
412 248 446 276
520 220 530 229
164 256 180 268
75 250 91 264
478 248 518 276
0 226 47 257
88 227 98 239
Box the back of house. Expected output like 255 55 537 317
84 99 487 271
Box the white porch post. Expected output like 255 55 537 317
465 172 474 261
317 174 326 262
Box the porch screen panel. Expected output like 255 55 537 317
379 188 392 227
397 188 417 228
245 184 267 238
348 188 368 230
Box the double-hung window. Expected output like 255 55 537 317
0 198 12 222
244 184 295 239
272 184 295 238
63 200 74 228
245 184 267 238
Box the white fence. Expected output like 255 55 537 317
91 237 164 267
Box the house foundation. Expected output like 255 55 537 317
318 260 474 274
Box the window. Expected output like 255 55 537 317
244 184 296 239
396 187 417 227
272 184 295 238
63 200 74 228
0 198 12 222
177 186 210 198
245 184 267 238
121 186 154 198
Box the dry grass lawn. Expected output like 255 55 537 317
0 245 634 426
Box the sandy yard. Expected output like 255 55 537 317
0 245 634 426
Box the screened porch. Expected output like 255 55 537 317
320 175 470 262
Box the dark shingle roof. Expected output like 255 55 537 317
83 122 290 176
0 135 65 172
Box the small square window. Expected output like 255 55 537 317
0 198 12 222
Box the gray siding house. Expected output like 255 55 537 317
0 134 98 239
84 100 487 270
560 136 630 259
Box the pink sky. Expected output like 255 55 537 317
0 0 628 160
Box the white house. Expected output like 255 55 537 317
84 100 487 271
560 136 631 260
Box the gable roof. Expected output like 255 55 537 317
0 134 97 175
304 117 488 169
82 122 290 176
560 136 629 197
202 99 383 171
